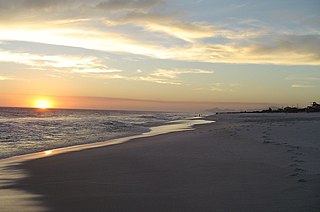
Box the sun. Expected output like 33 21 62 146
34 99 52 109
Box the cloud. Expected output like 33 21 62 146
210 87 224 92
0 50 103 68
215 28 266 40
0 47 212 85
0 75 28 81
1 30 319 65
0 0 69 8
291 84 316 88
0 1 319 65
136 76 181 85
167 33 320 65
0 0 164 21
21 0 69 9
286 75 320 81
94 68 214 85
125 68 213 85
72 68 124 80
0 0 72 19
0 76 15 80
286 74 320 83
120 12 216 42
194 82 240 92
0 49 123 77
250 34 320 63
286 73 320 89
210 83 238 92
96 0 164 11
73 69 122 73
151 68 213 79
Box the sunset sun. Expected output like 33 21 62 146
34 99 52 109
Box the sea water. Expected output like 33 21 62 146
0 107 190 159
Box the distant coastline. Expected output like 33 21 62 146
217 101 320 114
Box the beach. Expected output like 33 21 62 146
1 113 320 211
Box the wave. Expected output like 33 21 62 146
0 108 191 159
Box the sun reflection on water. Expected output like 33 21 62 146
44 150 52 155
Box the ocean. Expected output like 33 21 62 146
0 107 191 159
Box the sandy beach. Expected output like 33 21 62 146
1 113 320 211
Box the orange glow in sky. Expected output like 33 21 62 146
34 99 52 109
0 1 319 111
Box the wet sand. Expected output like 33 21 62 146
3 113 320 211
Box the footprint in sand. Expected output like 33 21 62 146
286 145 301 150
289 163 299 167
294 159 304 163
297 179 307 183
290 173 299 177
294 168 305 172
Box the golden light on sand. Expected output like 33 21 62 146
34 99 52 109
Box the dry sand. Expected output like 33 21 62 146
2 113 320 211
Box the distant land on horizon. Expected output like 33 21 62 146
217 102 320 114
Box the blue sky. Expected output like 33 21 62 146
0 0 319 111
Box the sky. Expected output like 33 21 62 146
0 0 319 111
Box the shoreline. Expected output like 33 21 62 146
0 117 212 163
0 118 214 211
0 107 197 160
1 113 320 211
